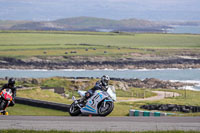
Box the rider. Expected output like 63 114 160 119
80 75 110 103
0 78 16 107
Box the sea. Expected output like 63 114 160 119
167 25 200 34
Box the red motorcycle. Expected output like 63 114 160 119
0 88 13 115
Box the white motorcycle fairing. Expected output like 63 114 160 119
80 90 109 114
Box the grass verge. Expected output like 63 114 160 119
6 104 68 116
17 88 72 104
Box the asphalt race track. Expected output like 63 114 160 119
0 116 200 131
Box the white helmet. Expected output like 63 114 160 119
101 75 110 86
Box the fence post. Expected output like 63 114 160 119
185 88 187 99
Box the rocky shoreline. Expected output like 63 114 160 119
111 78 195 90
0 57 200 69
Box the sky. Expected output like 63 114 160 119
0 0 200 21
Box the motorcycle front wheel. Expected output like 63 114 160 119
98 101 114 116
0 100 7 110
69 102 81 116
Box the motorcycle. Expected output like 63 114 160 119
69 85 116 116
0 88 13 115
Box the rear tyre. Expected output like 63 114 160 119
98 101 114 116
69 102 81 116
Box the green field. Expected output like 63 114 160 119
0 31 200 58
0 31 199 48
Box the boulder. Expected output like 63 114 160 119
116 82 129 91
31 78 39 85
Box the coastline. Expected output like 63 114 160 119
0 58 200 70
1 68 200 71
1 56 200 91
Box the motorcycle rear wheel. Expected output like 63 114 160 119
98 101 114 116
69 102 81 116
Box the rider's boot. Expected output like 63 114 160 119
79 97 87 106
4 111 8 115
1 110 8 115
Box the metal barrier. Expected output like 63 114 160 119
15 97 70 112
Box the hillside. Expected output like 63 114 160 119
0 20 29 30
53 17 120 29
1 17 168 32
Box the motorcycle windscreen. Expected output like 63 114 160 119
78 90 86 97
107 86 116 101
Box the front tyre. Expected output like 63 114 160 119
98 101 114 116
69 102 81 116
0 100 7 110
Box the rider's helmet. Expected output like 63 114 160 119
8 78 15 87
101 75 110 87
